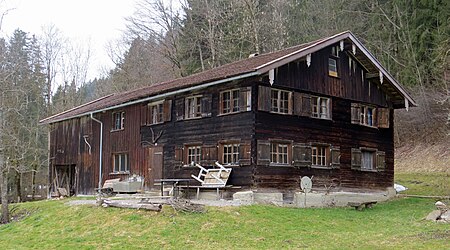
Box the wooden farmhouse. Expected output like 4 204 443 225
40 31 416 202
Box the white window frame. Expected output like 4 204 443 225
360 105 375 127
270 142 289 165
328 57 338 77
311 145 328 167
113 153 129 173
311 96 331 119
220 89 240 114
186 145 201 164
270 89 291 114
112 111 125 131
361 150 375 170
222 143 240 165
148 101 164 125
185 96 202 119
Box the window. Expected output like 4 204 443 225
149 102 164 125
270 142 289 165
311 96 331 119
112 112 125 130
360 105 375 126
361 150 375 170
186 96 202 119
331 45 340 57
328 58 338 77
222 143 239 165
311 145 328 167
186 145 201 164
271 89 291 114
349 56 356 75
220 89 240 114
113 153 129 172
329 45 340 77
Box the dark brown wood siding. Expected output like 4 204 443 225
254 96 394 191
272 47 389 107
141 81 257 187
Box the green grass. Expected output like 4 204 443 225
1 197 449 249
395 172 450 196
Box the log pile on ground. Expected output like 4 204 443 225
100 198 205 213
425 201 449 223
102 199 162 212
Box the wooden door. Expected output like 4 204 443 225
148 146 163 188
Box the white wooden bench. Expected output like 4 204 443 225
190 162 232 199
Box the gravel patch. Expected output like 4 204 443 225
66 200 97 206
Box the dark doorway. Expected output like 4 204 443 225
53 165 77 196
147 146 163 188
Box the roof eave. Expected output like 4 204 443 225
41 71 261 125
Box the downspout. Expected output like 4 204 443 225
90 113 103 192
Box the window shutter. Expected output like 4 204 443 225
148 104 153 125
218 144 224 164
295 93 311 116
257 140 270 165
201 144 217 166
239 141 251 166
376 151 386 171
141 104 148 126
174 146 184 166
258 86 271 112
288 92 293 114
201 94 212 117
351 148 362 170
292 143 312 167
377 108 390 128
351 103 360 124
163 99 172 122
330 146 340 168
175 98 184 121
328 98 333 119
294 92 302 116
239 87 252 111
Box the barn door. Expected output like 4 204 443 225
148 146 163 188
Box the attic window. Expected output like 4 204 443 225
331 45 340 57
329 45 340 77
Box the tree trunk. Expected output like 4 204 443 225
0 166 9 224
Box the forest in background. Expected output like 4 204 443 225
0 0 449 213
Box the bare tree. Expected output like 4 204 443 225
40 24 66 115
126 0 183 77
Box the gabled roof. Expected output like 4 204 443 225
40 31 416 124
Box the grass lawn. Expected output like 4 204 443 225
395 172 449 197
0 197 449 249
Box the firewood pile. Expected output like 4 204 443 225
100 198 205 213
167 198 206 213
